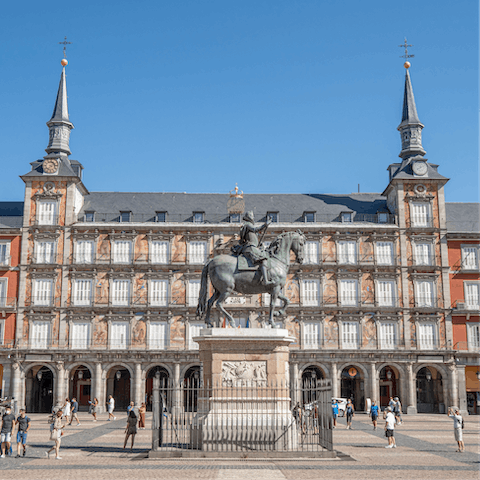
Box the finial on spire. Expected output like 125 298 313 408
59 36 71 66
399 38 414 69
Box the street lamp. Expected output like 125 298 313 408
37 370 42 382
426 370 432 381
386 370 393 380
116 370 122 381
78 370 83 380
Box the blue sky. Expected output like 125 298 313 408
1 1 478 202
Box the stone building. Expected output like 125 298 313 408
1 61 478 414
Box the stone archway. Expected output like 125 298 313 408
25 365 55 413
68 365 93 410
106 366 132 411
416 366 444 413
184 365 200 412
145 366 170 411
340 365 365 411
379 365 399 408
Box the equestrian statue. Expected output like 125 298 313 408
196 211 306 327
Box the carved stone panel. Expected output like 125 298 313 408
221 361 267 387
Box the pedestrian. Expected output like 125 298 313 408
371 400 379 430
69 398 80 426
123 410 137 451
0 406 15 458
138 402 146 429
332 400 338 428
384 406 396 448
313 403 319 434
127 401 135 415
63 398 71 424
388 396 395 411
448 407 465 452
89 398 98 422
46 409 64 459
345 399 355 429
107 395 116 421
394 397 402 425
15 410 30 458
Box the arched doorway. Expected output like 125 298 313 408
301 365 325 404
341 365 365 411
379 366 399 408
107 367 131 411
25 366 54 413
69 365 92 411
146 366 169 411
416 367 444 413
184 366 200 412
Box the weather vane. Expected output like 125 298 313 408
399 38 414 69
59 36 72 59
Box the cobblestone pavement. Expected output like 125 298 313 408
0 411 477 480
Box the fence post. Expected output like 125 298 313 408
151 372 160 450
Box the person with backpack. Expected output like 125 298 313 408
448 407 465 452
345 399 355 429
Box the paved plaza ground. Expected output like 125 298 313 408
0 411 477 480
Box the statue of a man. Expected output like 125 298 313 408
238 211 273 285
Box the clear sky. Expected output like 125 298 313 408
1 1 478 203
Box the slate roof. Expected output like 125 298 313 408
0 202 24 229
445 203 480 233
22 158 78 178
389 160 448 182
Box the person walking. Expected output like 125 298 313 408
46 410 64 459
0 406 15 458
384 406 396 448
394 397 403 425
15 410 30 458
69 398 80 426
331 400 339 429
371 400 379 430
138 402 146 429
63 398 71 425
127 401 135 415
345 399 355 429
107 395 116 421
448 407 465 452
89 398 98 422
123 410 137 451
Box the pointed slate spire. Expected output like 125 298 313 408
397 66 425 160
45 65 74 157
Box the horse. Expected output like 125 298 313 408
196 231 305 328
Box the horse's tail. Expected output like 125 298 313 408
196 260 210 318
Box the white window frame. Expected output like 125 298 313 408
187 322 205 350
232 317 247 328
188 241 208 265
301 279 320 306
71 321 91 350
112 240 133 264
339 279 358 307
411 201 432 227
111 279 131 306
464 282 480 310
375 241 394 266
149 279 168 307
462 245 479 270
150 240 169 264
35 240 56 264
341 321 359 349
0 242 11 266
0 279 7 307
0 320 4 346
415 279 436 308
338 240 357 265
417 322 437 350
109 321 129 349
31 320 50 349
37 200 57 226
193 212 204 224
148 321 168 350
304 241 320 265
376 279 396 307
75 240 94 264
378 321 397 350
33 279 54 306
414 242 433 266
467 322 480 351
188 279 201 307
303 321 322 349
72 279 93 306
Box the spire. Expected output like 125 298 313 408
45 63 74 157
397 65 426 160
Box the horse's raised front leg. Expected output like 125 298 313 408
275 292 290 317
205 290 220 328
216 290 235 327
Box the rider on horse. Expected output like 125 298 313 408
234 211 273 286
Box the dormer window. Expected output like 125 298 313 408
193 212 204 223
85 211 95 222
156 212 166 223
230 213 241 223
341 212 353 223
120 211 131 223
378 213 388 223
267 212 278 223
304 212 315 223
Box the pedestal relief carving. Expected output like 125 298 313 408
222 361 267 387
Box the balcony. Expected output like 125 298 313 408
0 256 11 269
33 215 61 226
71 253 211 267
0 297 17 310
406 218 435 229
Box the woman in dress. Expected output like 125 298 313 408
63 398 71 425
91 397 98 422
345 399 355 429
123 410 137 451
138 402 146 429
46 410 64 460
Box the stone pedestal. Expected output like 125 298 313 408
192 328 297 451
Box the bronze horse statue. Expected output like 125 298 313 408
196 231 305 327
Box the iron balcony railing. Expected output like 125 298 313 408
303 295 401 308
0 256 12 268
0 297 17 309
77 212 396 225
33 215 61 226
406 218 435 229
71 253 211 266
407 255 438 267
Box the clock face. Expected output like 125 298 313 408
43 159 58 174
412 161 428 176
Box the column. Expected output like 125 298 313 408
370 362 378 404
331 362 339 398
12 362 22 411
134 362 143 407
94 362 104 413
456 364 468 416
172 362 182 416
290 362 299 405
406 362 417 414
55 362 65 408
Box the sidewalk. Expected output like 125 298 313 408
0 411 477 479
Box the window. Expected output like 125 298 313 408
304 322 321 349
418 323 436 349
150 241 169 264
0 279 6 307
188 280 201 306
110 322 128 349
338 241 356 264
71 322 90 349
411 202 430 227
85 212 95 222
304 212 315 223
73 279 92 306
113 240 132 263
230 214 241 223
467 323 480 350
156 212 166 223
31 321 49 349
38 201 56 225
193 212 204 223
416 280 435 307
302 280 320 306
149 322 168 349
233 317 247 328
0 242 11 266
378 213 389 223
376 242 394 265
112 279 130 306
263 292 282 307
465 283 480 310
267 212 278 223
33 279 53 306
379 322 396 349
189 241 207 264
188 322 204 349
36 241 55 264
462 246 479 270
341 212 352 223
340 279 357 306
120 211 131 223
75 240 94 264
377 280 395 307
414 243 433 266
342 322 359 349
150 280 168 306
304 241 319 264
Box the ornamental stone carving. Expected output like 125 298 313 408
221 361 267 387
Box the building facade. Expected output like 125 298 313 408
0 61 478 414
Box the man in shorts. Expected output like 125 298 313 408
15 410 30 457
1 406 15 458
448 407 465 452
69 398 81 426
107 395 116 421
331 400 338 428
384 406 396 448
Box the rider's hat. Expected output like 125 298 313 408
243 211 254 222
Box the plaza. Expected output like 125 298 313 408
0 411 477 479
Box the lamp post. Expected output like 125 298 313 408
116 370 122 381
426 370 432 381
37 370 43 382
78 370 83 380
386 370 393 380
